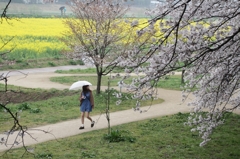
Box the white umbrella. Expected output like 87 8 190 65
69 81 92 90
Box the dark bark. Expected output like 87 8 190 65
96 74 102 94
1 0 11 21
181 69 185 84
106 78 111 134
181 61 189 84
96 65 103 94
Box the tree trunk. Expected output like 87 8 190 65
181 69 185 84
106 78 111 135
96 73 102 94
181 61 188 84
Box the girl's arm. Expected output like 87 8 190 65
79 92 83 106
79 92 82 101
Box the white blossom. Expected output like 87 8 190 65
120 0 240 146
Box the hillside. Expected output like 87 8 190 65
1 2 72 15
1 2 148 17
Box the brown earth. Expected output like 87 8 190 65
0 89 76 104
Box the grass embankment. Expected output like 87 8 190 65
52 68 183 90
0 58 84 71
1 112 239 159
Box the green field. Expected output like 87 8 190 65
0 73 239 158
50 74 183 90
1 112 239 159
0 85 164 132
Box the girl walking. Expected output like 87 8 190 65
79 85 95 129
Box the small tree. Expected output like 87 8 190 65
63 0 135 94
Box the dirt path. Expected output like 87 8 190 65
0 67 238 152
0 65 92 89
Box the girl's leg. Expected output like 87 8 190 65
85 112 92 122
79 112 85 129
81 112 85 125
86 112 95 127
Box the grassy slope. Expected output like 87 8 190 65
0 88 164 132
50 74 183 90
1 113 239 159
0 74 239 158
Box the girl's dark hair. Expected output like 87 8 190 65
82 85 91 93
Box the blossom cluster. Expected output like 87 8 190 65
120 0 240 146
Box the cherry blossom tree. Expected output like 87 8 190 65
62 0 135 94
120 0 240 146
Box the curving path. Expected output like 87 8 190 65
0 66 238 152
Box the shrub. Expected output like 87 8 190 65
17 103 30 110
69 60 84 65
30 108 41 113
103 129 136 143
35 153 53 159
48 62 56 66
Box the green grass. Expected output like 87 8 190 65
55 67 124 74
0 57 84 71
157 75 183 90
1 112 239 159
50 75 133 87
51 75 183 90
0 89 163 132
55 68 98 74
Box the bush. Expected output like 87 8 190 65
48 62 56 66
17 103 30 110
81 151 96 158
30 108 41 113
69 60 84 65
69 60 77 65
35 153 53 159
103 129 136 143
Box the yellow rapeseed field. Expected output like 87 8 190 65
1 17 210 61
0 18 155 60
1 18 67 37
0 18 68 59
